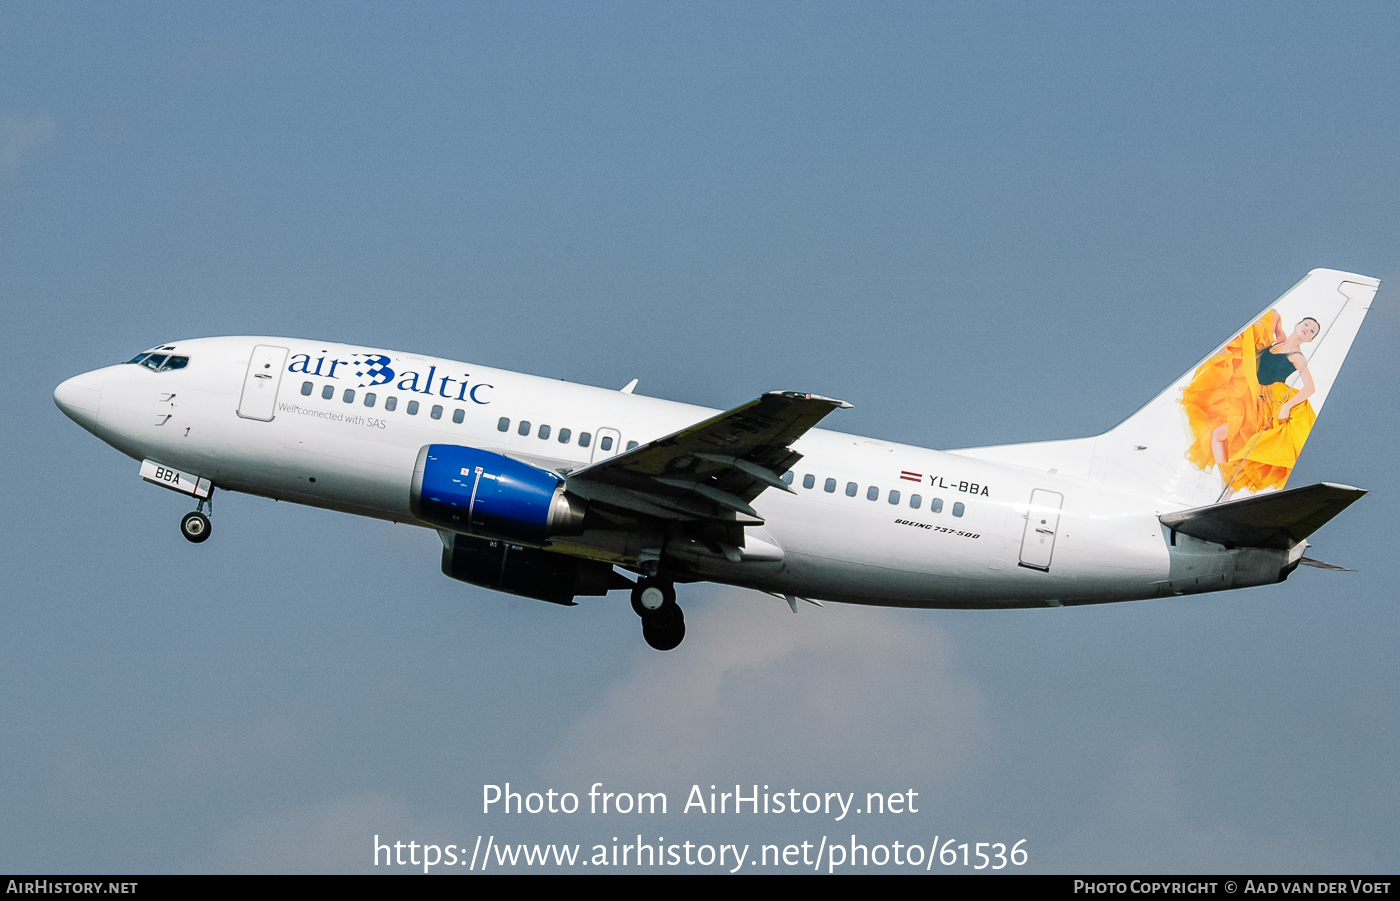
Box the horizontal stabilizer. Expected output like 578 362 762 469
1298 557 1354 572
1160 482 1366 550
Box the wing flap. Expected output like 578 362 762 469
567 391 849 522
1160 482 1366 549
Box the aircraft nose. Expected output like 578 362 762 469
54 370 104 430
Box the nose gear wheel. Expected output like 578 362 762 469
180 511 211 543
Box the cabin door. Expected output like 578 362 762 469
237 344 289 421
1018 489 1064 572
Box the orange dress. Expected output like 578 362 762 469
1180 310 1316 494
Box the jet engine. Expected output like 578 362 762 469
440 532 625 605
410 444 587 543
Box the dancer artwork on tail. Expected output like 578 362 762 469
1180 310 1320 500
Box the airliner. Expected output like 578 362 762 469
54 269 1376 650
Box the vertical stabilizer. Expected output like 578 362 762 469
1102 269 1376 505
950 270 1378 507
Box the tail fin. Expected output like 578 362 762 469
950 269 1379 506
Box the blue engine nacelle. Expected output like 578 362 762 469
410 445 587 543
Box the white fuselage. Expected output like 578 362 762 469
56 336 1266 610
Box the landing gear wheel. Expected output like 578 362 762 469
642 606 685 651
180 511 211 543
631 578 684 650
631 579 676 618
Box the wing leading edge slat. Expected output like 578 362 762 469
566 391 850 523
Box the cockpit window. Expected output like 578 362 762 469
127 353 189 372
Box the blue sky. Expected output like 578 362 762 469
3 3 1397 873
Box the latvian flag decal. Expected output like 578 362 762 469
900 471 922 482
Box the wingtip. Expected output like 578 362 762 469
768 390 853 409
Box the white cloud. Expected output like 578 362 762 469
544 590 989 793
0 114 56 177
178 596 988 874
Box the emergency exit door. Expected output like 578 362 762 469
590 427 622 463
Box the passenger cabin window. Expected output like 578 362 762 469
782 472 794 485
385 397 398 412
626 440 639 451
407 400 419 415
430 405 442 419
888 489 900 505
518 421 531 436
866 486 879 501
364 393 376 407
845 482 858 497
321 385 334 400
803 474 815 489
579 432 592 448
600 436 614 451
452 409 464 424
824 478 836 493
300 381 313 396
498 417 510 432
558 428 571 444
343 389 355 404
931 498 943 513
538 424 550 440
910 494 922 509
952 502 965 517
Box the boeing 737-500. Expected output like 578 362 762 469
53 269 1376 650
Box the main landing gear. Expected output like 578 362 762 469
631 578 684 651
180 493 213 544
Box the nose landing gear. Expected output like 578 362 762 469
180 492 213 543
631 578 684 651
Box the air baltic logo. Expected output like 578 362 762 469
287 352 494 404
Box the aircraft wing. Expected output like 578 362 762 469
1160 482 1366 550
563 391 850 523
